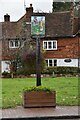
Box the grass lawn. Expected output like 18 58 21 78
1 77 79 108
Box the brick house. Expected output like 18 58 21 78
0 4 80 74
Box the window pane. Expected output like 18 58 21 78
53 41 56 48
44 42 47 49
10 41 14 47
48 42 52 49
49 60 52 66
54 60 57 66
15 41 19 47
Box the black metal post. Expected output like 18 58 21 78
36 36 41 86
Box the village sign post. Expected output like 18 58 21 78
31 16 45 86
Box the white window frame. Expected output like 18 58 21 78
43 40 57 50
45 59 57 67
9 40 20 48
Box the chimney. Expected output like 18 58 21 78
4 14 10 22
26 4 33 14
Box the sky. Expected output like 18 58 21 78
0 0 53 22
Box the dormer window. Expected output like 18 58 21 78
43 40 57 50
9 40 20 48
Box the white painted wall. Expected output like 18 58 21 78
1 59 78 73
1 61 10 73
57 59 78 67
46 58 78 67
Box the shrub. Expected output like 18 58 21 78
16 49 46 76
2 71 11 78
42 66 79 76
23 86 53 93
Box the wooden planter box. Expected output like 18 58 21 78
23 91 56 108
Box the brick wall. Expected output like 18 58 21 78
1 4 80 61
42 36 79 59
2 5 33 60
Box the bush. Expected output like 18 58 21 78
23 86 53 93
2 71 11 78
16 49 46 76
42 66 79 76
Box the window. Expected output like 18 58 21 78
44 42 47 49
48 42 52 49
54 60 57 66
43 40 57 50
64 59 72 63
45 59 57 67
9 40 20 48
49 60 53 66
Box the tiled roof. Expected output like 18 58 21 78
45 12 73 37
1 11 79 38
32 11 78 37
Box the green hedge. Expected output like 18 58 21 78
42 66 80 76
2 71 11 78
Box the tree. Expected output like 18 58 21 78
16 44 45 76
52 0 80 16
52 1 73 12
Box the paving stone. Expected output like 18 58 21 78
1 106 80 120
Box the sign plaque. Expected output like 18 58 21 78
31 16 45 37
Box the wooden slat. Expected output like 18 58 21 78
23 102 56 108
24 91 56 99
24 97 55 102
23 91 56 108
